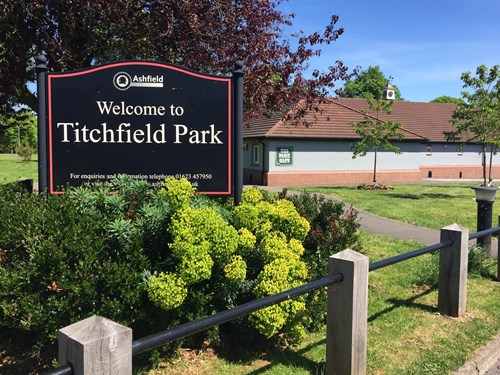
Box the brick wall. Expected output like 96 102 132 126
264 170 422 186
247 165 500 186
420 165 500 179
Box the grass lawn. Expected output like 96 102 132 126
147 232 500 375
301 184 500 233
0 153 38 183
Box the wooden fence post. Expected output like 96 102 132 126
438 224 469 317
326 249 369 375
58 315 132 375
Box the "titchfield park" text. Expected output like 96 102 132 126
55 101 224 145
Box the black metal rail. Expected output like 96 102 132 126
132 274 343 355
469 226 500 240
369 240 452 271
44 364 72 375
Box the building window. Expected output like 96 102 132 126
252 144 260 165
426 144 432 156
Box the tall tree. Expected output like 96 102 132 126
0 0 356 119
444 65 500 186
341 65 403 100
350 99 405 184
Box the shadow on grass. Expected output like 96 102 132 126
368 285 437 323
243 338 327 375
387 193 459 200
211 287 440 374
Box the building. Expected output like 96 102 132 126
243 97 500 186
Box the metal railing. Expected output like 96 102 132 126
132 273 344 356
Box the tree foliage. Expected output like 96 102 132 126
350 99 405 183
444 65 500 185
430 95 464 105
341 65 403 100
0 109 37 152
0 0 356 119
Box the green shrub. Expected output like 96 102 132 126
141 184 313 344
0 179 360 371
415 245 496 286
284 190 360 277
15 144 35 161
468 245 496 278
0 178 158 350
161 177 195 211
283 190 360 330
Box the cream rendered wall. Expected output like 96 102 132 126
264 139 493 172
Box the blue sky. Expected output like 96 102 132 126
278 0 500 102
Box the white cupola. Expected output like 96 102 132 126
383 83 396 100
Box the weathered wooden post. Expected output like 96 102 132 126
326 249 369 375
58 315 132 375
438 224 469 317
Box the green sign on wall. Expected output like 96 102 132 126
276 146 293 166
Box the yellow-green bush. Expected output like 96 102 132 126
231 187 310 342
149 181 247 311
170 206 240 261
147 272 188 310
249 304 286 337
171 240 213 285
146 182 311 344
224 255 247 282
233 188 310 242
241 186 264 204
160 177 195 211
237 227 256 254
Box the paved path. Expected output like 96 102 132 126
255 185 500 375
355 206 499 251
355 208 440 244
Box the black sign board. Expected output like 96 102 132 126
45 61 233 194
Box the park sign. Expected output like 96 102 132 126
36 58 243 198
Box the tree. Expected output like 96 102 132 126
341 65 403 100
444 65 500 186
430 96 464 105
350 98 405 184
0 109 37 153
0 0 356 120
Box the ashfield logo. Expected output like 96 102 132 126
113 72 132 90
113 72 164 91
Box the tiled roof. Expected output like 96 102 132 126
244 98 458 142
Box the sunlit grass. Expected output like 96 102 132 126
302 184 500 232
0 153 38 183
